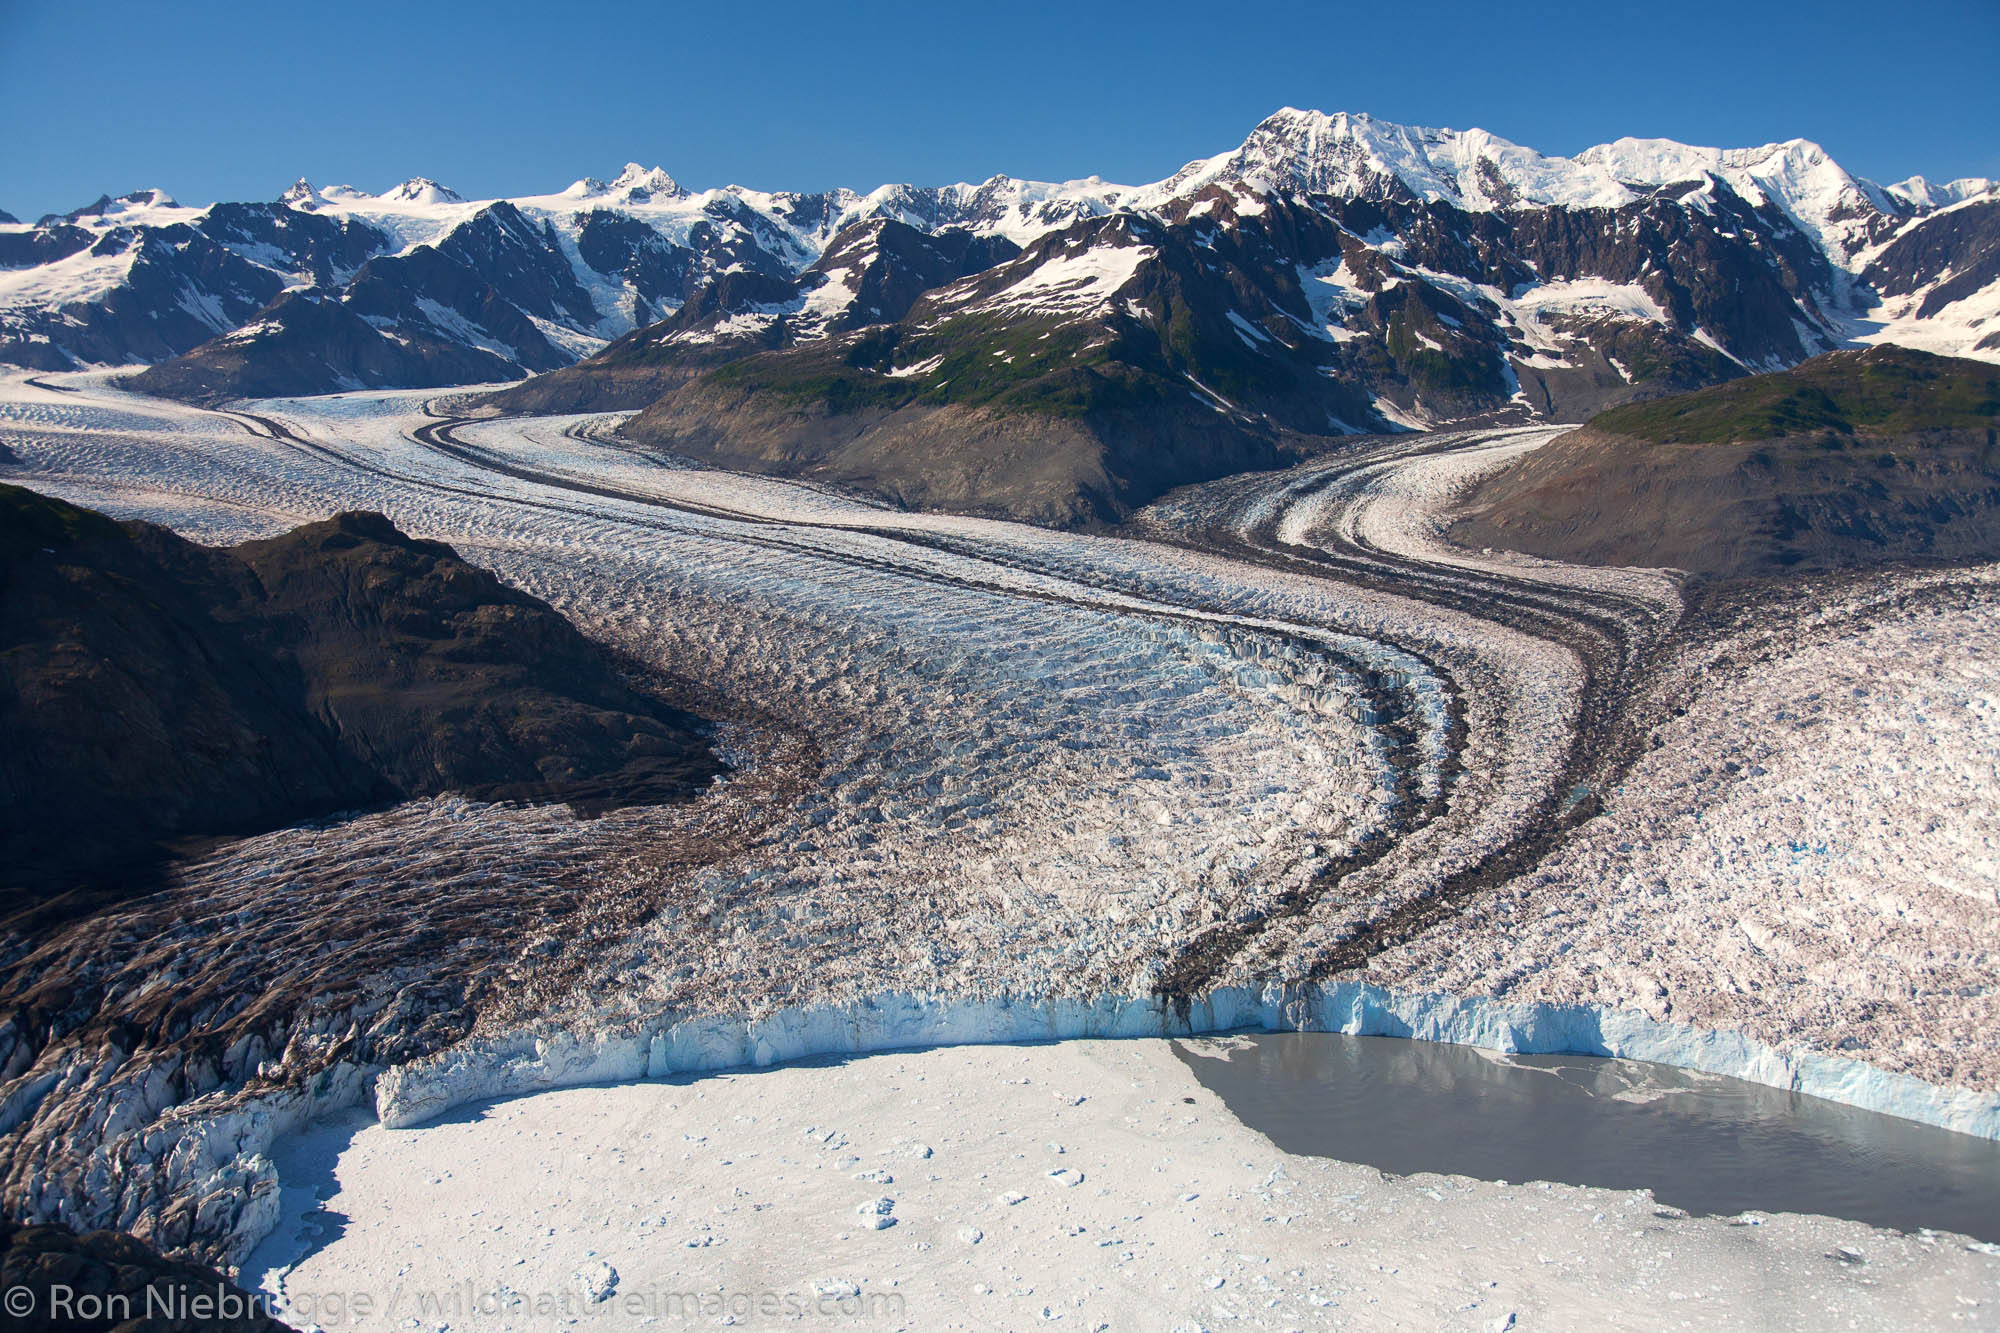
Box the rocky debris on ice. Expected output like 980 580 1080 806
1367 564 2000 1092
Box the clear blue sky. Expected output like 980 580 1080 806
3 0 1994 220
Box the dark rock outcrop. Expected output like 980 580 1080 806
0 225 288 371
429 202 600 329
128 218 588 403
1864 199 2000 319
0 486 719 925
124 287 535 403
195 202 388 287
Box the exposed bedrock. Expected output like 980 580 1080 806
0 485 720 924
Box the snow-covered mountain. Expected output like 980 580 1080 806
5 109 1995 418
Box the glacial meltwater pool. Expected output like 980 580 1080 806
1178 1033 2000 1242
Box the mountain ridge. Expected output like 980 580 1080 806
9 109 1999 527
8 107 1992 380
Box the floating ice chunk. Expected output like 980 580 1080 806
575 1261 618 1303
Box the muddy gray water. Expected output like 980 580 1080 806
1177 1032 2000 1242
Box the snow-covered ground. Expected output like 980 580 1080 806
247 1039 2000 1333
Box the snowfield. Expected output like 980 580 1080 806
1 369 1996 1295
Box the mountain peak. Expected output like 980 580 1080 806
1575 134 1844 190
38 189 183 225
117 188 177 210
1166 107 1631 212
613 163 684 200
565 164 685 202
1577 134 1894 255
279 177 323 210
1161 107 1933 253
380 177 464 205
1884 174 1999 212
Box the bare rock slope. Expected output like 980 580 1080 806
0 486 719 923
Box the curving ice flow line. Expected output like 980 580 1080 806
1126 424 1696 977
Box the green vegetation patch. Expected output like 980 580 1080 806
704 346 918 414
1386 311 1506 397
699 313 1164 421
1593 346 2000 444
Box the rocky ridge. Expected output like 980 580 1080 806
0 485 720 923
